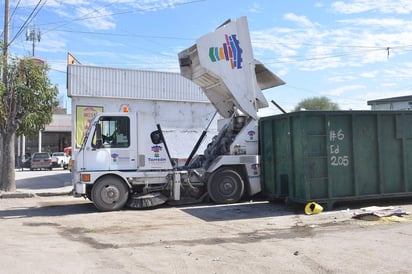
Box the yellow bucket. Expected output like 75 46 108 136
305 202 323 215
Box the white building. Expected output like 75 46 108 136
367 95 412 110
67 65 218 160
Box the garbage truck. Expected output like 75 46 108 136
72 16 285 211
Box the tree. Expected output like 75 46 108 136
294 96 340 111
0 56 58 192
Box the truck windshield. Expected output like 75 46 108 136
92 116 130 148
79 117 97 152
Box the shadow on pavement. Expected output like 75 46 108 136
179 201 295 222
16 172 71 190
0 202 96 219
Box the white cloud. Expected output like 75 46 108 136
250 8 412 76
18 0 89 7
328 75 358 82
46 0 195 32
380 82 397 87
338 18 412 29
248 3 262 13
360 71 378 78
129 0 197 12
74 6 116 30
332 0 412 14
283 13 318 28
314 2 324 8
329 84 366 96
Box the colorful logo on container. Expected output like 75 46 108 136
209 34 243 69
251 163 260 175
248 130 256 140
111 153 119 162
151 145 162 158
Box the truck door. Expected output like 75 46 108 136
85 115 137 171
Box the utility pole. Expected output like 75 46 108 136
25 26 42 152
26 26 42 152
26 25 41 56
1 0 9 185
3 0 9 83
3 0 9 57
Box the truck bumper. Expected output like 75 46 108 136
74 182 86 196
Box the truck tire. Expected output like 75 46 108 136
91 176 129 211
207 168 244 204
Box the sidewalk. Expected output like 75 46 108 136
1 169 73 198
0 185 73 198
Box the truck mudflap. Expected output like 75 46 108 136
247 175 262 196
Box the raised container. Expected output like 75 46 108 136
260 111 412 208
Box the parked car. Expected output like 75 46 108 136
20 153 31 170
30 152 52 171
51 152 70 169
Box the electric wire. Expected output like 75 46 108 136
41 0 206 35
0 0 22 38
5 0 411 106
44 29 194 41
8 0 47 47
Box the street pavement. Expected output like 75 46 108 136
0 168 72 198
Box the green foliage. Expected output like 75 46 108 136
0 57 59 138
0 55 58 191
294 96 340 111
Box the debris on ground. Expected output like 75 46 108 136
352 206 409 221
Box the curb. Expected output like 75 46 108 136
36 191 72 197
0 192 36 199
0 191 72 199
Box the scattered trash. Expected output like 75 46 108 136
352 206 409 221
304 202 323 215
212 257 221 261
293 251 299 256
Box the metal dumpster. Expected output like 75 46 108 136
260 111 412 208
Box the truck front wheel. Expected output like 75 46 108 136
207 168 244 204
92 176 129 211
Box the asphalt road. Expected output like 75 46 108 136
0 170 411 273
14 168 72 194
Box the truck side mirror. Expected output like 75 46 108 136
150 130 163 144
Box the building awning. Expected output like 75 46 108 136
44 114 71 132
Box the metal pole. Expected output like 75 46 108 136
271 100 287 114
3 0 9 84
26 25 42 151
26 25 40 57
32 26 35 56
3 0 9 57
38 131 42 152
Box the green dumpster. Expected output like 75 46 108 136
260 111 412 208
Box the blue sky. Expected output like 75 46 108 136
3 0 412 114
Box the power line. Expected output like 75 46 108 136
0 0 21 38
253 40 387 50
8 0 46 47
41 0 206 35
46 28 194 41
9 0 22 24
263 48 391 64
